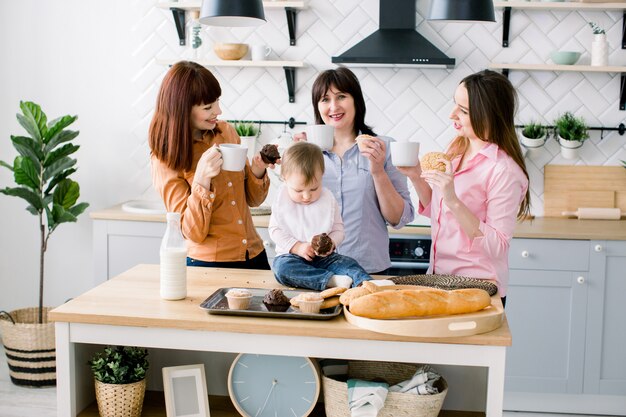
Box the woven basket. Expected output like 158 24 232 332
95 378 146 417
389 274 499 296
322 361 447 417
0 307 56 387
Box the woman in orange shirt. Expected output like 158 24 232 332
149 61 276 270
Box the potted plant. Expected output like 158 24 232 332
589 21 608 67
520 121 547 149
554 111 589 160
234 121 259 162
89 346 149 417
0 101 88 387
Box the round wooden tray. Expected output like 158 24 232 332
343 286 504 338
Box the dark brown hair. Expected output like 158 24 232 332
448 69 530 219
148 61 222 171
280 142 325 185
311 67 375 136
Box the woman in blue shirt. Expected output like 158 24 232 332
295 67 414 273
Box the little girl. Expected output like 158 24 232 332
269 142 373 290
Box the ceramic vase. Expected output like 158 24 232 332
239 136 256 162
558 135 583 159
591 33 608 67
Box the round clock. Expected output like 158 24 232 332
227 353 321 417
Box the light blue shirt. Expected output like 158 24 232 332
322 135 415 273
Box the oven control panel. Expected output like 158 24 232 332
389 237 431 262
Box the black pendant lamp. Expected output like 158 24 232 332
428 0 495 22
199 0 266 27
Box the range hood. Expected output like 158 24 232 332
332 0 455 68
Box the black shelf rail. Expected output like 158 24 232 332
226 117 305 130
516 123 626 140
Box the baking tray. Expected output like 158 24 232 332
199 287 342 320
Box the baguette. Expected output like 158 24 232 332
339 282 381 306
348 288 491 319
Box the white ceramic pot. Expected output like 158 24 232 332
239 136 256 162
520 133 546 149
559 135 583 159
591 34 609 67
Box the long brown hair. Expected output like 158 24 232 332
448 70 530 219
148 61 222 171
311 67 375 136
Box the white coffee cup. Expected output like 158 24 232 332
390 141 420 167
251 45 272 61
305 125 334 151
219 144 248 171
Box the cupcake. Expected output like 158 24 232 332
297 293 324 314
225 288 253 310
263 288 291 312
311 233 334 256
260 144 281 164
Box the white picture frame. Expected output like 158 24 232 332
162 364 211 417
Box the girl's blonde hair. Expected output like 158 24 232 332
280 142 325 185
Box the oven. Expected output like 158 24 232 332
386 234 431 276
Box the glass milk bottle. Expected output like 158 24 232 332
160 212 187 300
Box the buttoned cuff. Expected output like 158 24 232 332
192 182 216 203
390 200 414 229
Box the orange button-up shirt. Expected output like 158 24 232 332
151 121 270 262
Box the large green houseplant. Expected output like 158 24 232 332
0 101 88 386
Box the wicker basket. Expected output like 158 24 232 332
322 361 447 417
0 307 56 387
95 378 146 417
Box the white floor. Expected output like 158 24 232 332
0 344 611 417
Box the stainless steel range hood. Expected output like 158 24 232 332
332 0 455 68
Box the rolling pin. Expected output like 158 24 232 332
561 207 626 220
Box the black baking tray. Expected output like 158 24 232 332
199 287 342 320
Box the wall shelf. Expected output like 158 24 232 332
156 58 305 103
489 62 626 110
157 1 306 46
493 1 626 48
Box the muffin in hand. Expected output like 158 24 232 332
311 233 334 257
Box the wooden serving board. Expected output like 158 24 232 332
543 165 626 217
343 286 504 338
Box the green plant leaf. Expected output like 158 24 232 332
0 160 13 171
18 101 47 142
13 157 40 190
44 129 79 153
52 179 79 209
44 143 79 167
51 203 78 226
43 157 76 183
0 186 44 212
68 202 89 217
44 115 77 144
11 136 44 164
44 168 76 195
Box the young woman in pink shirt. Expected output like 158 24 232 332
399 70 530 306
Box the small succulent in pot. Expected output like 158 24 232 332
554 112 589 159
234 121 259 137
89 346 149 384
520 121 547 149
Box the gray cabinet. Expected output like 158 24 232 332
93 219 275 285
504 238 626 415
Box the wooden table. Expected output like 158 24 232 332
49 265 511 417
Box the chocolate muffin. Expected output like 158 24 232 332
311 233 334 256
263 288 291 312
260 144 281 164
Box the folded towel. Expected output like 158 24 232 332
389 365 440 395
347 379 389 417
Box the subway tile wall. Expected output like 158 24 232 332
142 0 626 216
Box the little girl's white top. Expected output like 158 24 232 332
269 185 344 256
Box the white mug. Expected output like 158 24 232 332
219 144 248 171
390 141 420 167
251 45 272 61
305 125 334 151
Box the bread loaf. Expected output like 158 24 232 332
349 288 491 319
339 282 380 306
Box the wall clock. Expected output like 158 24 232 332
227 353 321 417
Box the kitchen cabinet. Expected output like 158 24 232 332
92 218 275 285
504 238 626 415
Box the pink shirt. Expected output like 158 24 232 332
419 143 528 296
